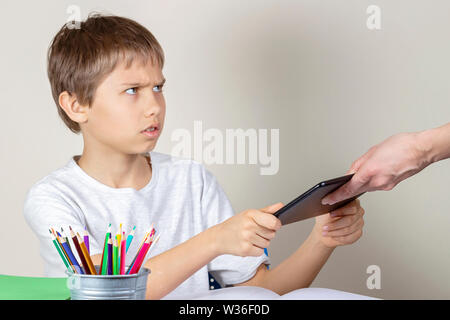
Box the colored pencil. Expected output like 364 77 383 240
61 236 83 274
51 224 159 277
115 234 120 270
49 229 72 273
54 230 74 272
128 236 151 274
148 233 161 255
117 224 122 249
126 226 136 253
60 227 72 251
100 224 111 275
120 238 126 275
112 238 118 275
69 226 91 275
126 225 153 273
77 232 96 275
83 226 90 254
107 237 113 275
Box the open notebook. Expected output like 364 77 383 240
180 286 379 300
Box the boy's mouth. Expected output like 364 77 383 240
141 124 160 139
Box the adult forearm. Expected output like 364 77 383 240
259 232 334 296
419 122 450 164
143 227 219 299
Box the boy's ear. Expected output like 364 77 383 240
58 91 89 124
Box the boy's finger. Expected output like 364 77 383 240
255 225 277 240
323 218 364 237
330 229 363 244
260 202 284 214
330 200 362 217
250 210 282 231
249 233 271 249
323 214 359 232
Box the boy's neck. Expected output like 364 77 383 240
74 151 152 191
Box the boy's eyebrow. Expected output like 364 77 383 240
120 78 166 87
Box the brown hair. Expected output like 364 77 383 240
47 13 165 134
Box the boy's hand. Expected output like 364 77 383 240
313 199 365 249
214 202 284 257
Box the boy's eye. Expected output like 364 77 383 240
125 87 138 95
153 85 164 93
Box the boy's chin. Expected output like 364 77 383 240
141 140 159 153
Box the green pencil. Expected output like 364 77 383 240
112 238 118 275
49 229 72 272
101 224 111 275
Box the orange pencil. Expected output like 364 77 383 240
77 232 97 275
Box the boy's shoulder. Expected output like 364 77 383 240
24 157 77 201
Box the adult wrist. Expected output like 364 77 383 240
416 125 449 165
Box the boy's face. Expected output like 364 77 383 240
81 57 166 155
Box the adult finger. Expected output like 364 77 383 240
321 172 368 206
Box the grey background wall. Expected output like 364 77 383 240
1 0 449 299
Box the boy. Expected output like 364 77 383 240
24 13 365 300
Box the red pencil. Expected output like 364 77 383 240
69 226 91 274
128 237 151 274
120 238 126 275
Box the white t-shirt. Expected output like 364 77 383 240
23 151 269 299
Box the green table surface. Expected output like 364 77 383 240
0 274 70 300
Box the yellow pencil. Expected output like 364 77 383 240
117 223 122 248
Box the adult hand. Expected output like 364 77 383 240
321 132 432 205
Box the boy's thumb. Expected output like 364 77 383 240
260 202 284 214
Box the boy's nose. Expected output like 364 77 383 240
144 104 161 118
143 97 163 117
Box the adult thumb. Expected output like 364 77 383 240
260 202 284 214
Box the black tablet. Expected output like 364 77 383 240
274 174 365 225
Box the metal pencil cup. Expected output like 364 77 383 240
66 265 150 300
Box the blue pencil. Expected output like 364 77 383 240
61 237 84 274
126 226 136 253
